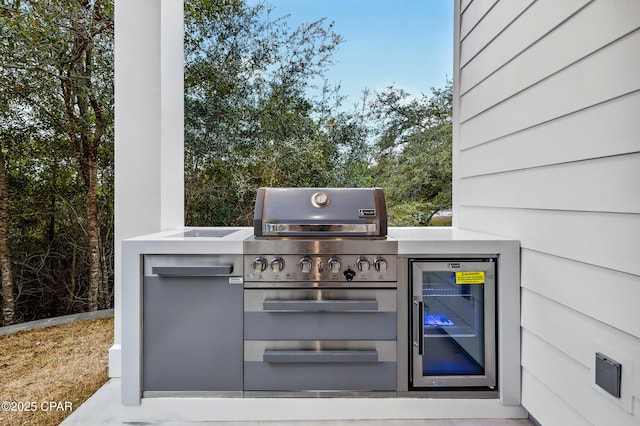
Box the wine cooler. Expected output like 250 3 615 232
410 259 496 389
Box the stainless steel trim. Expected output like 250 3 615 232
243 237 398 255
263 350 378 363
264 223 377 234
418 301 424 355
244 281 396 289
244 289 397 312
151 265 233 276
253 187 388 237
263 299 379 312
410 260 497 389
412 298 420 352
144 254 242 277
143 391 244 398
244 340 397 362
243 252 398 283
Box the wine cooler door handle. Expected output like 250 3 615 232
418 301 424 355
413 299 424 355
413 300 424 355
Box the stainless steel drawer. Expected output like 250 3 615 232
244 289 397 340
244 340 397 391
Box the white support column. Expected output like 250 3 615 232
111 0 184 377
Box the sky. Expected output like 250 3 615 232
257 0 454 108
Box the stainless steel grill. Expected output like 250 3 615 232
252 187 388 238
243 187 398 392
244 187 397 286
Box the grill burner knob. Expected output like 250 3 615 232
328 257 342 273
356 257 371 272
252 257 267 273
299 256 313 273
374 257 388 273
270 257 285 272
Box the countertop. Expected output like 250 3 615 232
388 227 518 255
122 227 253 254
123 226 518 256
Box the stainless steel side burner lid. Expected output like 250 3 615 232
252 187 388 238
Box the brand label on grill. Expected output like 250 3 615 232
358 208 376 217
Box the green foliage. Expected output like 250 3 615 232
184 0 371 226
369 82 453 226
183 0 452 228
0 0 453 323
0 0 114 320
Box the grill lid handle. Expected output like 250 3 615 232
264 223 377 235
262 299 379 312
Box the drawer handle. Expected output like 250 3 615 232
262 299 379 312
263 350 378 363
151 265 234 276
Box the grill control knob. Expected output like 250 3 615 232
299 256 313 273
328 257 342 273
356 257 371 272
270 257 285 273
252 257 267 273
374 257 388 273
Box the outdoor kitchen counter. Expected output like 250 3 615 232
122 226 253 254
120 225 525 421
123 226 516 253
390 226 519 255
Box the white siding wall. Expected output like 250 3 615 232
453 1 640 425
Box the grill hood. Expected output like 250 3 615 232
253 187 388 238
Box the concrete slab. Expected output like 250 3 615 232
60 379 534 426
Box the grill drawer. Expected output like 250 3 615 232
244 289 397 340
244 340 396 391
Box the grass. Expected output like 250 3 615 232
429 216 453 226
0 316 113 426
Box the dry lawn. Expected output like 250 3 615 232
429 216 453 226
0 316 113 425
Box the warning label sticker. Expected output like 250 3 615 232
455 271 485 284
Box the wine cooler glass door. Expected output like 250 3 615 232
411 259 496 389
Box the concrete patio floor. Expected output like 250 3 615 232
60 379 535 426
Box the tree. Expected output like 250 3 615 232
0 127 15 325
0 0 114 311
184 0 371 226
370 81 453 226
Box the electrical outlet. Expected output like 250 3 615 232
595 352 621 398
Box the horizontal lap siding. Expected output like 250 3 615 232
460 0 590 94
458 207 640 277
460 0 533 67
521 371 590 426
459 153 640 213
522 328 639 426
522 290 640 423
521 250 640 339
460 0 498 41
459 91 640 176
460 0 640 122
454 0 640 423
460 28 640 149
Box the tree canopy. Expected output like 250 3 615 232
183 0 372 226
1 0 113 322
370 82 453 226
0 0 452 325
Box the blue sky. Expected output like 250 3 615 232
260 0 453 107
